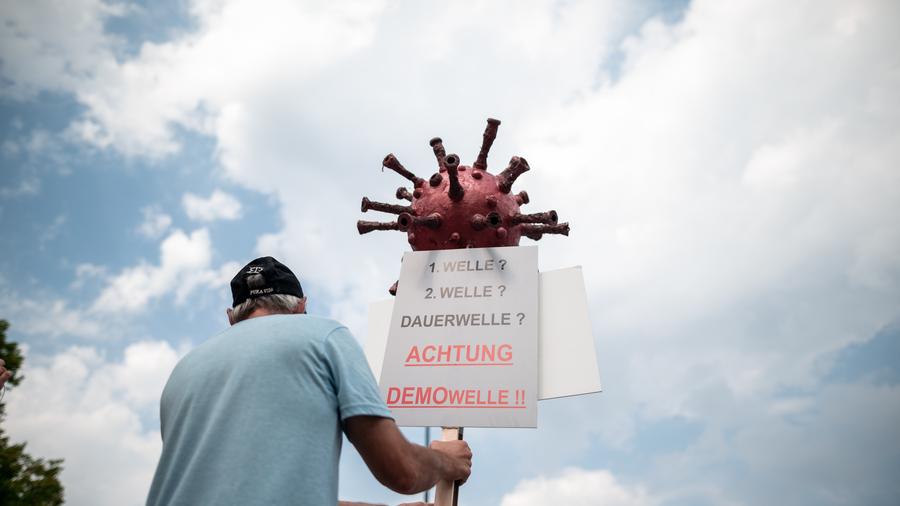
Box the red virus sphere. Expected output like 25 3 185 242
357 118 569 292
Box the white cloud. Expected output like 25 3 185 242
182 189 242 222
634 380 900 506
515 0 900 410
136 206 173 239
2 0 645 331
0 295 104 339
50 0 388 158
501 468 655 506
194 0 639 338
489 1 900 502
0 0 125 99
71 263 108 290
732 382 900 505
5 340 186 506
92 228 232 312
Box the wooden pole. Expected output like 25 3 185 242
424 427 432 504
433 426 464 506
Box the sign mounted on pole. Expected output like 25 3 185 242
379 246 539 428
366 266 603 402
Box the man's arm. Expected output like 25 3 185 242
344 416 472 495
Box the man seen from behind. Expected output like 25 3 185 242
146 256 471 505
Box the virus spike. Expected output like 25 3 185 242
511 210 558 225
383 153 424 187
357 220 400 234
361 197 413 215
473 118 501 170
497 156 530 193
516 190 530 205
399 212 442 230
471 214 487 230
396 187 413 201
444 154 465 201
429 173 443 187
417 212 443 229
430 137 447 171
520 222 570 240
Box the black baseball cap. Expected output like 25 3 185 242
230 256 304 307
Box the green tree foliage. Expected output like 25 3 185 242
0 320 65 505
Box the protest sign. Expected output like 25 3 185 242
367 266 602 403
378 246 539 427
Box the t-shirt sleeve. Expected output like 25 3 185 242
323 326 394 422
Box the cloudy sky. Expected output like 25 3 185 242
1 0 898 504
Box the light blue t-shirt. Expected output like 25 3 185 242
146 314 392 506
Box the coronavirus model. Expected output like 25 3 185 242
357 118 569 293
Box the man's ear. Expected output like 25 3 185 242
296 297 307 315
226 307 236 326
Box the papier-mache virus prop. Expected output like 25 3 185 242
357 118 570 293
357 118 571 247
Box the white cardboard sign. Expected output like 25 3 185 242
378 246 539 428
366 266 602 405
537 266 602 399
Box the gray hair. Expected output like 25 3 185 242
231 294 303 323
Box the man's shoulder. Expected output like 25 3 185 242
170 316 351 379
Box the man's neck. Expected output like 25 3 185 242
245 308 276 320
